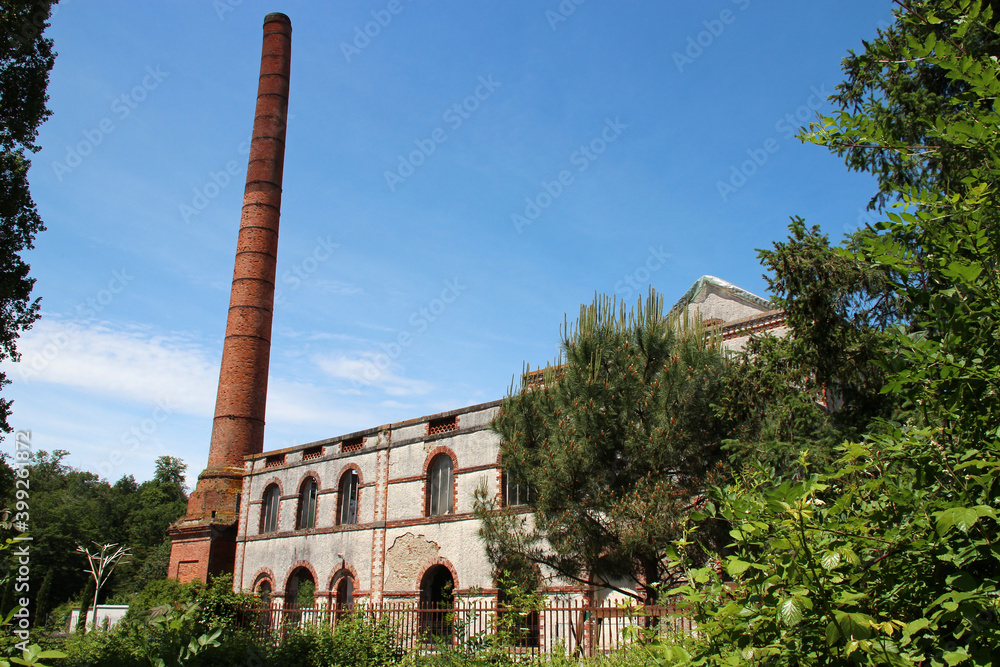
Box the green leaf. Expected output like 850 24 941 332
905 618 931 636
726 558 754 577
943 648 971 666
33 651 67 660
826 621 841 646
835 611 873 640
935 507 979 535
820 550 842 570
779 597 804 626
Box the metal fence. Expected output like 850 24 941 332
236 598 695 657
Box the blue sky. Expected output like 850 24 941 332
7 0 892 485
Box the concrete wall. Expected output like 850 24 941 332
68 605 129 633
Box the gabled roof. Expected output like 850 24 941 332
667 275 774 324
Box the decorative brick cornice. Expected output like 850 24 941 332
718 309 787 341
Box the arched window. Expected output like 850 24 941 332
260 484 280 534
296 477 318 530
337 470 359 525
330 571 355 616
420 565 454 637
255 579 274 630
427 454 454 516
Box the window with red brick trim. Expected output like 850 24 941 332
337 470 359 525
427 454 454 516
502 469 534 507
260 484 280 534
296 477 318 530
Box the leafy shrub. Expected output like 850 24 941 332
269 612 403 667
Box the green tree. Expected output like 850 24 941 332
0 452 189 618
153 456 187 492
0 0 56 434
664 2 1000 664
831 0 1000 209
719 218 903 472
476 290 731 602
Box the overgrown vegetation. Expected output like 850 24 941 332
657 0 1000 664
0 454 188 628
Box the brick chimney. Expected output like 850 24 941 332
168 12 291 584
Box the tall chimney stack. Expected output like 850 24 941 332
169 12 291 584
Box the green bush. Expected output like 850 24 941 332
121 579 199 627
269 612 403 667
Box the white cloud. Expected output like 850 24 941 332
8 318 218 416
314 353 433 397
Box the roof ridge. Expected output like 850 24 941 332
667 275 773 318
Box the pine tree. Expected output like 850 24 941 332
33 568 52 627
76 578 94 633
476 290 731 602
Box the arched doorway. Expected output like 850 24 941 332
284 567 316 625
419 564 454 638
255 578 275 631
329 570 355 622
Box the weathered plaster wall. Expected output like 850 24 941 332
383 532 440 590
237 401 503 600
686 283 769 324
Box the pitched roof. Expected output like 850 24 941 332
667 275 773 324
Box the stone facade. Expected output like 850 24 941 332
233 401 510 605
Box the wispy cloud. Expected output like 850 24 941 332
314 353 433 397
7 319 383 428
9 318 218 416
